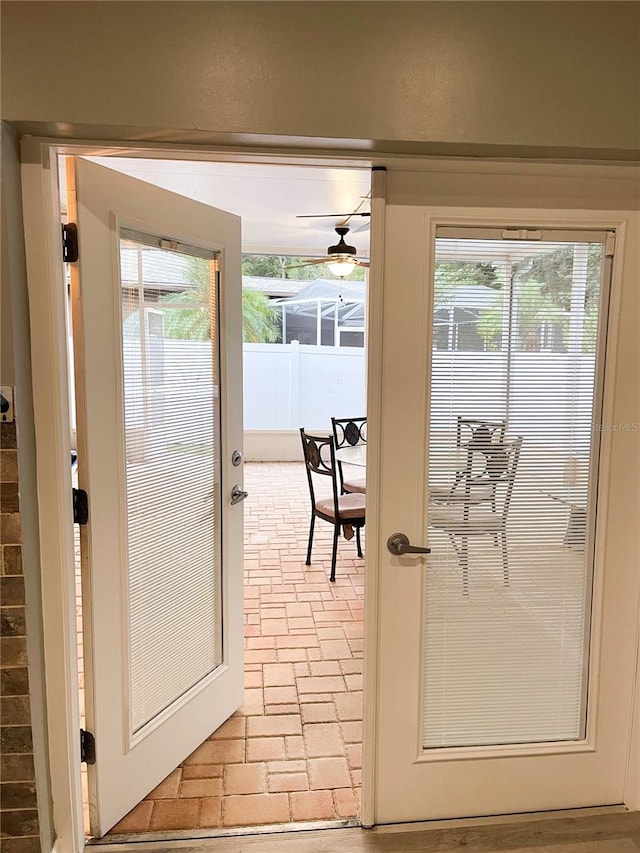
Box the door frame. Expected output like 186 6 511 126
20 137 377 852
19 137 640 852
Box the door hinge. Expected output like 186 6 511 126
605 231 616 257
73 488 89 525
62 223 79 262
80 729 96 765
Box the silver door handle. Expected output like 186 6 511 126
387 532 431 556
231 485 249 505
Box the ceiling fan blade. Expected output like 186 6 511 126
285 259 329 270
295 212 371 219
350 219 371 234
354 259 370 268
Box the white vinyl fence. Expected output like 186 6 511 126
120 339 597 464
243 341 367 431
244 344 595 441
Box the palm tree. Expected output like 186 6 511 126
157 256 278 342
241 289 279 343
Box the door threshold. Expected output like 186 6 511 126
87 818 360 847
374 803 630 833
83 807 640 853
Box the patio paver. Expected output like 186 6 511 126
108 461 364 834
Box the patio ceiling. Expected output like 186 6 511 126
82 157 372 259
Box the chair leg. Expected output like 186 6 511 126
492 493 499 547
500 530 509 585
306 514 315 566
447 532 458 555
330 524 340 582
460 535 469 597
355 526 363 559
445 533 469 596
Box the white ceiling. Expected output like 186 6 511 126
88 157 372 258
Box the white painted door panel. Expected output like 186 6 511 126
68 158 244 836
371 198 639 822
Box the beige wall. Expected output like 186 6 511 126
1 1 639 159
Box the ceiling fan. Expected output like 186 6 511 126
296 210 371 233
287 226 370 278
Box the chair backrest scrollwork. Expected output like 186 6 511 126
457 417 506 449
331 417 367 449
300 429 341 517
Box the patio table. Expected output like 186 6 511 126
541 486 588 548
335 444 367 467
335 444 469 474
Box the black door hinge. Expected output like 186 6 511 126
62 223 79 262
80 729 96 765
73 488 89 525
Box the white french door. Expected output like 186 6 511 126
68 158 244 836
370 196 639 822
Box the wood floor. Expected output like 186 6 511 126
88 808 640 852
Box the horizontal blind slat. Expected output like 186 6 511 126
120 237 223 734
423 236 604 750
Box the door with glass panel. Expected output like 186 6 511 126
372 207 638 821
67 158 244 836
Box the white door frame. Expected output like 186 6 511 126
19 137 640 852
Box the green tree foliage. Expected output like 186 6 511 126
242 254 366 282
435 261 502 350
475 307 503 351
434 261 500 304
241 289 279 343
513 245 601 353
436 246 602 353
242 255 289 278
158 256 278 342
511 278 570 351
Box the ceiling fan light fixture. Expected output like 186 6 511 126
327 256 357 278
328 226 357 257
286 225 367 277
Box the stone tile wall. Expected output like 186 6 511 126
1 420 41 853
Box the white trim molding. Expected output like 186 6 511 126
21 139 85 852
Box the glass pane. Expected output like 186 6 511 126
319 301 334 346
423 236 605 749
284 303 317 344
340 331 365 348
120 230 222 734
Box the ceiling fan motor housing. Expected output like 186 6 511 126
328 226 356 257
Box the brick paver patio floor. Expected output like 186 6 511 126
108 461 365 835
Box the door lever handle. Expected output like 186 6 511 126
231 485 249 506
387 532 431 556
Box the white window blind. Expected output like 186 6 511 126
423 228 610 749
119 231 222 734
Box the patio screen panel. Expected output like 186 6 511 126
119 231 223 734
422 228 611 749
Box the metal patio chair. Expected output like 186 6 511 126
429 416 507 506
300 428 366 582
331 416 367 495
429 436 523 595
